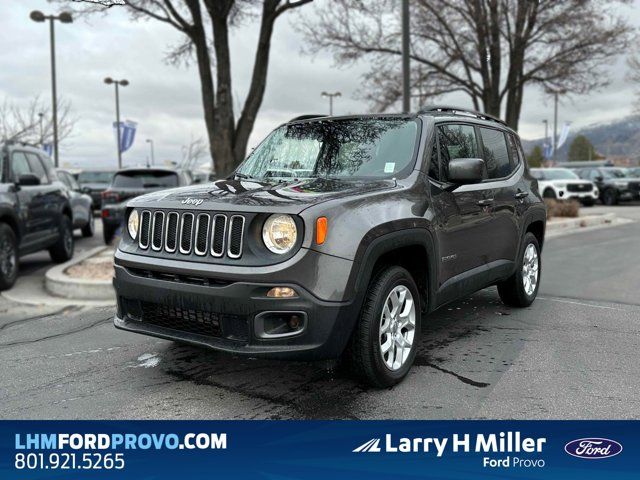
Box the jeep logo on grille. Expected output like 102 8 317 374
182 198 204 206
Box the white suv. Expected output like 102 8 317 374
530 168 599 206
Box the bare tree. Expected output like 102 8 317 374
181 135 209 170
301 0 633 130
67 0 313 176
627 54 640 112
0 95 76 146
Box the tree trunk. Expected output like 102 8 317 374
207 1 236 177
232 1 278 166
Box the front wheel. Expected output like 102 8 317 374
581 198 595 207
602 188 618 206
81 212 95 238
345 266 422 387
0 224 19 291
497 232 541 308
49 216 75 263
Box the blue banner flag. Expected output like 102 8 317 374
113 120 137 153
42 143 53 157
0 420 638 479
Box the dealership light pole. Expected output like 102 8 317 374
321 91 341 116
146 138 155 166
30 10 73 167
546 88 566 163
401 0 411 113
104 77 129 169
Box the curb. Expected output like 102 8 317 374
546 213 616 233
45 246 115 301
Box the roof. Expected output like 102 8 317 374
115 166 180 174
286 105 511 131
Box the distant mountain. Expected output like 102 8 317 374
521 115 640 162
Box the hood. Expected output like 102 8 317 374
128 177 398 214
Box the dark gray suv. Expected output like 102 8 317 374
113 106 546 386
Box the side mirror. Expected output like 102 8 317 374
595 176 604 182
17 173 41 186
448 158 486 184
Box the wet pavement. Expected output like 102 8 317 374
1 208 639 419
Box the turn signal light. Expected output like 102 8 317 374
266 287 297 298
316 217 328 245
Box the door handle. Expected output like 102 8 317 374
515 191 529 199
477 198 494 206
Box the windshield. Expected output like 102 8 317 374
625 167 640 177
602 168 627 179
78 171 115 184
540 169 579 180
112 171 178 188
236 118 419 180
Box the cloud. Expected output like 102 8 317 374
1 0 638 169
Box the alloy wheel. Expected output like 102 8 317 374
379 285 416 371
522 243 539 296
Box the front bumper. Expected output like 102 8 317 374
112 253 360 360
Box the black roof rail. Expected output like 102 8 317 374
288 114 328 122
419 105 507 126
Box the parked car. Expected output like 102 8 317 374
102 167 192 244
77 169 116 209
575 167 640 205
111 106 546 387
530 168 598 206
0 142 75 290
56 169 95 237
626 167 640 177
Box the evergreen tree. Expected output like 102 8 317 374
527 145 544 167
568 135 598 161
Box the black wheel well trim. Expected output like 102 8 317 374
346 226 438 315
520 208 546 257
0 210 21 241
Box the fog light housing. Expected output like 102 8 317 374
266 287 297 298
254 311 307 338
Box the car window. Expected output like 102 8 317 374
58 172 71 188
39 155 58 183
25 153 49 184
479 127 511 179
68 174 80 190
530 170 544 180
78 171 116 184
507 134 523 167
11 152 32 181
437 124 479 181
588 170 601 181
112 171 179 188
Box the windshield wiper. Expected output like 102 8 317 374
233 172 258 181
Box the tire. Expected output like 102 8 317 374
103 224 116 245
581 198 595 207
542 188 556 199
345 266 422 387
81 211 95 238
49 216 75 263
602 188 618 206
497 232 541 308
0 223 19 291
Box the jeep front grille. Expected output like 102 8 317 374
138 210 245 259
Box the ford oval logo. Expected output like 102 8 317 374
181 198 203 206
564 438 623 459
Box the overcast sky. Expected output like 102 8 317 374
1 0 639 169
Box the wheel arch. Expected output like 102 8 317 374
0 209 21 242
347 227 438 315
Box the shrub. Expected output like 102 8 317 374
545 199 580 219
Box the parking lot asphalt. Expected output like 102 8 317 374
1 206 639 420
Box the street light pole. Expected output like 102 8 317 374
553 92 558 163
401 0 411 113
146 139 155 166
104 77 129 169
30 10 73 167
321 91 341 116
38 113 44 147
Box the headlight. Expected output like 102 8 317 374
262 214 297 254
128 210 139 240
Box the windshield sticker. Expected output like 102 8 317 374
384 162 395 173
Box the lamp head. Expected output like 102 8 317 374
104 77 114 85
58 12 73 24
30 10 46 22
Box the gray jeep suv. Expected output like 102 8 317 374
113 106 546 386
